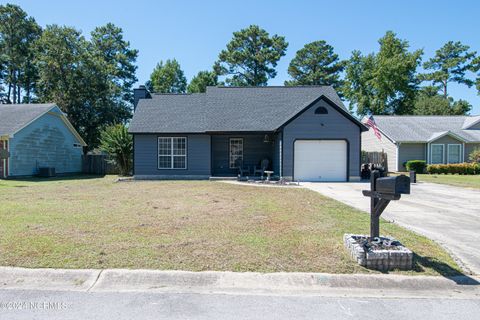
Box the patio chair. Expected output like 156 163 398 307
253 159 270 177
234 158 250 177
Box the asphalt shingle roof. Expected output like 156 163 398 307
373 115 480 143
0 103 56 136
129 86 354 133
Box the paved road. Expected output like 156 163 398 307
303 181 480 274
0 289 479 320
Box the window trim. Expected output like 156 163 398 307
430 144 444 164
157 137 187 170
447 144 462 164
229 138 244 169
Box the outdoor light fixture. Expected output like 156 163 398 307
263 134 272 143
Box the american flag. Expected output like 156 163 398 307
365 115 382 140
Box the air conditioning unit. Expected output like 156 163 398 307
38 167 56 177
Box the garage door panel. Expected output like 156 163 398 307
294 140 347 182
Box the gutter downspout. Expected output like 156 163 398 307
395 143 400 172
427 142 430 165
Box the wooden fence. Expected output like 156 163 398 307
82 155 119 175
362 151 388 172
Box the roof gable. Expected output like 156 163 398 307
0 103 56 137
372 115 480 143
428 131 468 143
462 116 480 129
0 103 86 146
129 86 363 133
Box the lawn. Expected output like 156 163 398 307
417 174 480 189
0 176 461 275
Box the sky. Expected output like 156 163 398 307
5 0 480 114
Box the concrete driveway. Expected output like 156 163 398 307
302 181 480 275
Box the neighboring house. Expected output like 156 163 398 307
362 115 480 172
129 86 367 182
0 104 86 178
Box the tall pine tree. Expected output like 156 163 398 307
214 25 288 86
285 40 345 91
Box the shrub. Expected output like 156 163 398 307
426 163 480 175
99 124 133 176
405 160 426 174
469 148 480 163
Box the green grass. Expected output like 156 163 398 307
417 174 480 189
0 176 461 275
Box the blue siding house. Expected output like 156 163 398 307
129 86 367 182
0 104 86 178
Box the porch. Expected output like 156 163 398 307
210 133 280 177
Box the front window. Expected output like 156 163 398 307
229 138 243 168
448 144 461 164
158 137 187 169
431 144 444 164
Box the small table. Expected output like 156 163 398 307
264 170 274 182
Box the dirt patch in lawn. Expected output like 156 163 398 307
0 176 461 275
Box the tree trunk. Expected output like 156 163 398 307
7 83 12 104
12 71 17 104
443 80 447 98
26 84 31 103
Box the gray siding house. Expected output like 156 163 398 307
0 104 86 178
129 86 367 182
362 115 480 171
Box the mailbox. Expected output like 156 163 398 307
375 175 410 195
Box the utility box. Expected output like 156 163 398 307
375 175 411 195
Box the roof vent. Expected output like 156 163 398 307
315 106 328 114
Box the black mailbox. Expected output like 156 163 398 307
375 175 410 195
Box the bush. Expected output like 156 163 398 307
405 160 426 174
426 163 480 175
99 124 133 176
469 148 480 163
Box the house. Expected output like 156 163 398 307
362 115 480 171
129 86 367 182
0 103 86 178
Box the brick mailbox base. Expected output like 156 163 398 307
344 234 413 271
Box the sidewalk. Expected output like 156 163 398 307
1 267 479 299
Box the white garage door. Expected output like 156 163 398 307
294 140 347 182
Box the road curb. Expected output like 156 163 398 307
0 267 100 291
1 267 479 298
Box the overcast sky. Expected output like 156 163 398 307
8 0 480 113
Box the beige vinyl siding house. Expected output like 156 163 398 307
362 125 398 171
362 115 480 172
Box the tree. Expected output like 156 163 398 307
149 59 186 93
469 148 480 163
0 4 41 103
34 25 89 116
99 124 133 176
284 40 345 90
471 56 480 95
214 25 288 86
34 24 137 150
89 23 138 124
413 94 471 115
187 70 218 93
421 41 476 97
343 31 422 116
